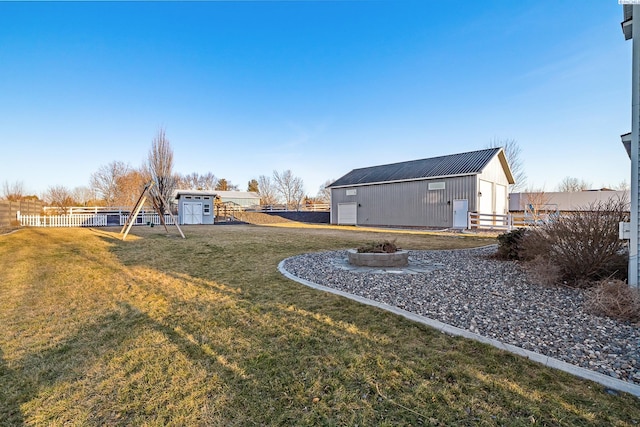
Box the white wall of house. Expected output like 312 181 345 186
509 191 629 212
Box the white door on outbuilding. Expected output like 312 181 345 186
495 184 507 214
337 202 357 225
183 202 203 224
478 180 494 226
479 180 493 214
452 199 468 228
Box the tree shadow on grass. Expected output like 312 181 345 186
0 347 25 427
0 304 147 424
92 228 640 425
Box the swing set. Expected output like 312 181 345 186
120 181 185 241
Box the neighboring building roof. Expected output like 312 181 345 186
215 191 260 200
622 132 632 159
328 148 514 188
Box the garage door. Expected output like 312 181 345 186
337 203 357 225
183 202 203 225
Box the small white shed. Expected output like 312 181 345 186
174 190 216 225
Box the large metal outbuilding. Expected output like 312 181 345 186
327 148 514 228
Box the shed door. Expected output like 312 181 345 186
452 199 468 229
183 202 203 225
337 202 357 225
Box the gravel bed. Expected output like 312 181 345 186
282 246 640 385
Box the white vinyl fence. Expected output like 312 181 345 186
17 211 175 228
18 213 108 227
119 213 176 226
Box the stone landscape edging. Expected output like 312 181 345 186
278 259 640 399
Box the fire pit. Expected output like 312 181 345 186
347 249 409 267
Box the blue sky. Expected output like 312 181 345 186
0 0 633 198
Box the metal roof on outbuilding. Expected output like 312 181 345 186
328 147 514 188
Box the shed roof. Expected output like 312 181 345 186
173 190 261 200
174 189 217 199
328 148 514 188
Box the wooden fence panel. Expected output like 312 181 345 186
0 200 43 226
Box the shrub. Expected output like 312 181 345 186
495 228 528 260
357 239 399 253
585 280 640 322
523 255 562 287
520 197 629 287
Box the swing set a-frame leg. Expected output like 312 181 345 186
120 181 185 241
121 194 148 241
154 188 185 239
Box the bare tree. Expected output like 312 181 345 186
257 175 279 206
147 128 176 213
273 169 305 210
179 172 218 190
90 161 131 205
1 180 25 201
523 187 552 225
612 180 630 191
44 185 74 213
487 138 527 192
557 176 591 192
72 186 94 206
316 179 334 203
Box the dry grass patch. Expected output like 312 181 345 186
0 225 639 425
585 280 640 323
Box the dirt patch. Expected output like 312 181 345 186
0 226 20 236
232 211 295 225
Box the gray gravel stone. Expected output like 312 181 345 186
282 246 640 385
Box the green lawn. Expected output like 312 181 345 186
1 225 638 426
